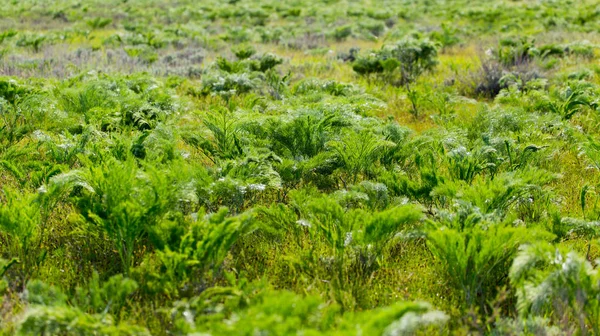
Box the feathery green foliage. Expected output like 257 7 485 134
2 0 600 334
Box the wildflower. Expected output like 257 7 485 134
296 219 311 228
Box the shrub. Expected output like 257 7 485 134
510 244 600 335
72 158 174 275
425 203 552 314
333 25 353 41
352 37 438 115
17 279 148 335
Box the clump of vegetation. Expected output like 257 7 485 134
353 37 438 116
1 0 600 334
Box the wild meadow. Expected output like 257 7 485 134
2 0 600 334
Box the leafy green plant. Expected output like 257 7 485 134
432 169 557 219
157 208 254 296
173 282 446 335
74 272 139 316
72 158 173 275
542 86 593 120
202 106 245 161
250 53 283 72
1 1 600 334
18 279 148 335
269 111 346 159
0 190 44 286
353 37 438 115
510 243 600 335
496 36 537 67
332 25 353 41
558 217 600 258
425 203 552 314
388 38 439 86
264 191 423 308
353 37 438 84
0 29 16 45
429 23 461 49
16 34 47 53
0 257 16 303
446 146 496 184
265 68 290 99
232 45 256 60
329 130 394 185
86 17 112 30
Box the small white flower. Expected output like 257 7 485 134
296 219 311 228
183 310 195 326
248 183 266 192
32 130 51 141
58 143 74 150
344 232 353 247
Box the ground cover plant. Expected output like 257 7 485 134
3 0 600 334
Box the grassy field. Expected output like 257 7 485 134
2 0 600 334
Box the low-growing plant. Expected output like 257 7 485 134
510 243 600 334
71 158 174 275
425 203 552 315
157 208 254 296
202 106 245 161
17 279 148 335
329 130 394 185
0 190 46 287
540 86 594 120
353 37 438 116
86 17 112 30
